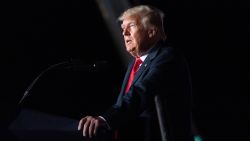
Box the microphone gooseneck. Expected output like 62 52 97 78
18 60 108 106
18 61 70 105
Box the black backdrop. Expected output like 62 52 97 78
1 0 249 140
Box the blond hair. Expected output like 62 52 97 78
118 5 166 41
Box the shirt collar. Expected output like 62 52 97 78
140 54 148 62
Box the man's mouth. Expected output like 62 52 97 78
126 39 132 44
128 47 136 52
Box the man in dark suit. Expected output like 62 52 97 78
78 5 194 141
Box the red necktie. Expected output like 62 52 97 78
125 57 143 94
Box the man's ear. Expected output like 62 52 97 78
148 28 157 38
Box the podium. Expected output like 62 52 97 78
1 60 116 141
5 108 111 141
7 108 83 141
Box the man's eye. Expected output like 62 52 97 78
129 24 136 27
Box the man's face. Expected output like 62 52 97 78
121 16 149 57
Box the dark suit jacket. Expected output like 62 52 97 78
102 41 194 141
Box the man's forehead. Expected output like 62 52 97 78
121 17 138 26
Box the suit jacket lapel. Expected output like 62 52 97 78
132 58 149 83
119 61 134 94
132 45 161 85
118 43 161 96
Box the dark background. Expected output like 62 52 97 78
1 0 249 141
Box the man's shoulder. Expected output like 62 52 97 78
147 41 182 61
154 41 175 54
157 45 176 58
154 44 187 65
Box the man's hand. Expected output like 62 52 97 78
78 116 107 138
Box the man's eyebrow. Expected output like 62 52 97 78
121 21 136 28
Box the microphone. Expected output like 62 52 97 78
65 59 108 72
18 59 108 106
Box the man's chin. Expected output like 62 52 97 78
128 51 138 57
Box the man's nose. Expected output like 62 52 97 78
123 29 130 36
